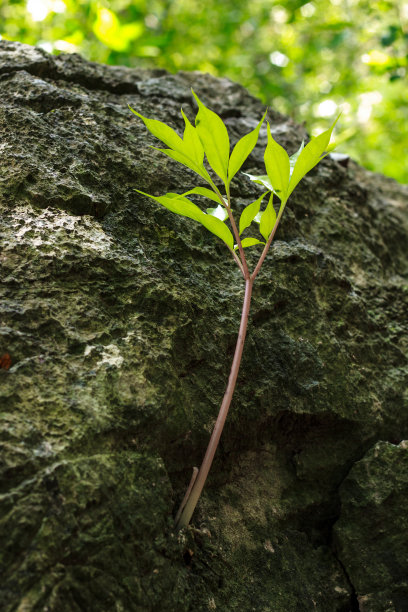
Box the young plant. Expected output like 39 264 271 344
130 93 338 530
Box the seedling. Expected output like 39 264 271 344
130 93 338 530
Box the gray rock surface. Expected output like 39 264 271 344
0 40 407 611
334 441 408 611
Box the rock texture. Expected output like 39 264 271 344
334 441 408 611
0 41 407 611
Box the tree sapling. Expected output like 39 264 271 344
130 92 338 530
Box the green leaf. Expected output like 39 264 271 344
199 215 234 249
239 193 267 235
234 237 265 250
264 122 290 202
259 193 277 240
181 108 205 167
153 147 211 181
135 189 233 249
182 186 222 204
129 106 184 153
289 141 304 177
130 105 213 184
192 90 230 183
135 189 204 222
206 205 229 221
228 109 267 183
287 115 340 198
243 172 274 192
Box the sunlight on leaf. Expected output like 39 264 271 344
264 123 290 202
243 172 273 193
135 189 203 221
152 147 211 181
234 237 265 250
129 107 184 152
182 186 221 204
181 108 205 167
287 115 339 198
135 189 233 249
239 193 267 234
289 141 304 177
206 205 229 221
131 106 212 183
228 109 267 184
259 193 277 240
195 214 234 249
192 90 230 183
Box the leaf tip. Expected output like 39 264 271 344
134 188 148 196
129 106 142 119
191 89 206 112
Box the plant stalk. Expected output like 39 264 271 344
175 276 253 530
213 185 249 280
226 189 250 280
251 204 285 281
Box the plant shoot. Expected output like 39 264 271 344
130 93 338 530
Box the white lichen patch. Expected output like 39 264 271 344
84 344 96 357
96 344 124 368
334 586 349 595
263 539 275 553
8 205 113 257
83 343 124 369
33 440 54 458
123 330 136 343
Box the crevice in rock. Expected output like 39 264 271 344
0 44 255 110
0 50 196 102
332 551 360 612
2 61 143 95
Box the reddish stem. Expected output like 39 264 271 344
175 277 253 529
251 206 284 281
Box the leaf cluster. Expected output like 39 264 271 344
131 93 338 276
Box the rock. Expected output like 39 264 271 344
334 441 408 611
0 40 407 611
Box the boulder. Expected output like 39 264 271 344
0 40 407 611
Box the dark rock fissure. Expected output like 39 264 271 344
334 554 361 612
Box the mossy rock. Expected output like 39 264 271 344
0 40 407 611
334 441 408 611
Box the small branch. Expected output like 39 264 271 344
229 247 245 278
212 185 249 280
251 204 285 281
212 184 229 209
226 189 250 280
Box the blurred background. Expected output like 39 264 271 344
0 0 406 183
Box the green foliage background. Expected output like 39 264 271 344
1 0 406 182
